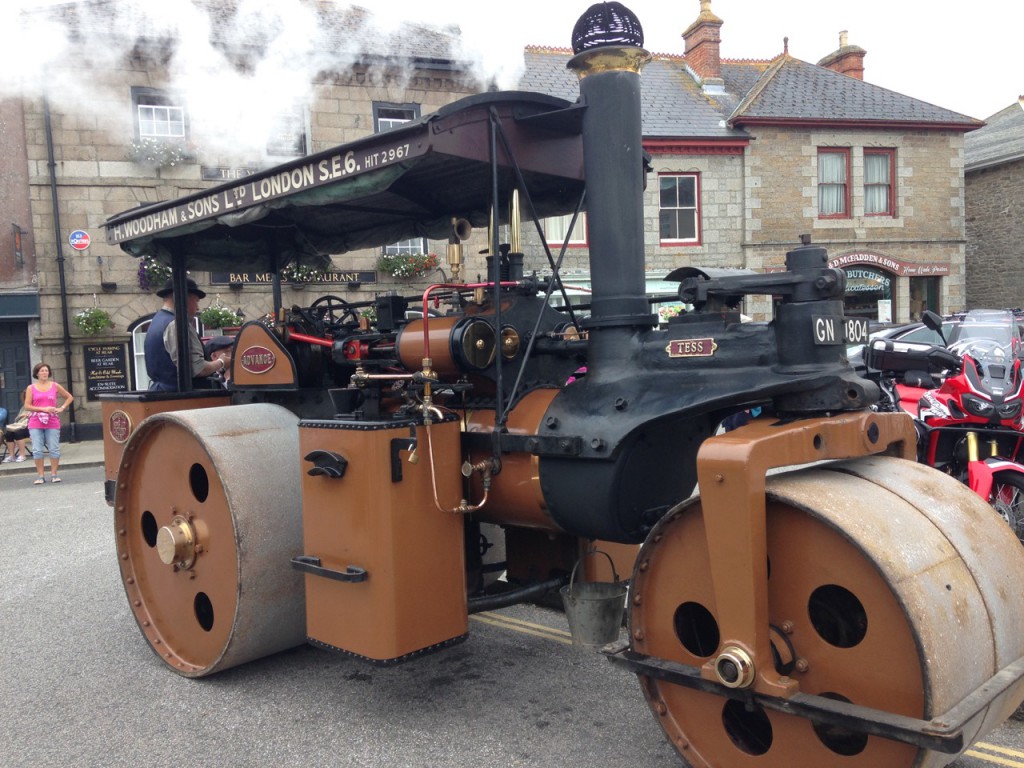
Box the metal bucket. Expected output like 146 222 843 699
560 550 627 649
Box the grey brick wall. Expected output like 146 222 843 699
965 159 1024 309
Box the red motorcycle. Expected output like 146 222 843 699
865 309 1024 543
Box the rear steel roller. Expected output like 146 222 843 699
630 456 1024 767
113 404 305 677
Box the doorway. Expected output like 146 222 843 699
0 321 31 418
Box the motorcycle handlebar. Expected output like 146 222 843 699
864 338 961 376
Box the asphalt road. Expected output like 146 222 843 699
2 466 1023 768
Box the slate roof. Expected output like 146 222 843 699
523 48 747 140
731 57 981 129
521 46 981 140
965 101 1024 172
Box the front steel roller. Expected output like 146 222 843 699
629 456 1024 767
113 404 305 677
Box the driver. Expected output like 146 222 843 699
145 278 230 391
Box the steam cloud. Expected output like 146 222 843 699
0 0 539 161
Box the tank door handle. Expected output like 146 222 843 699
291 555 368 583
390 437 417 482
303 449 348 478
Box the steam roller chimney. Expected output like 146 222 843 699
568 2 653 332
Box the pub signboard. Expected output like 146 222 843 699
209 270 377 286
83 342 130 400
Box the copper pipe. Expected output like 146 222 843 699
287 330 332 348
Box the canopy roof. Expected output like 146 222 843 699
104 91 586 272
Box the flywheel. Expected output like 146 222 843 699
629 455 1024 767
113 404 306 677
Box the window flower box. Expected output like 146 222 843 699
376 252 440 279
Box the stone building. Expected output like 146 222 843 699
965 98 1024 309
523 1 981 323
0 0 981 434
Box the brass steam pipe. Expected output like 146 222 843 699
509 189 520 254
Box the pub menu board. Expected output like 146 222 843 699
83 343 130 400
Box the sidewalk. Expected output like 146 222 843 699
0 439 105 476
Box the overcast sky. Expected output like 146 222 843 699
411 0 1021 121
5 0 1017 130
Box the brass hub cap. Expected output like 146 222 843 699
156 515 197 569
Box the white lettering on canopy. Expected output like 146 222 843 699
106 140 415 244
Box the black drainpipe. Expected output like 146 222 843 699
43 95 78 442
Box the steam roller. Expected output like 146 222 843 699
97 0 1024 763
627 452 1024 767
112 404 305 677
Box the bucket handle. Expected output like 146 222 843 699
569 548 620 593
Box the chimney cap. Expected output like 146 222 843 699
572 2 645 53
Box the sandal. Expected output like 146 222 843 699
51 476 62 483
33 477 45 485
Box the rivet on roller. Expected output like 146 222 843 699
634 629 645 641
655 701 667 715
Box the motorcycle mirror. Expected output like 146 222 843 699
921 310 948 345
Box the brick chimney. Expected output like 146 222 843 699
683 0 724 86
817 30 866 80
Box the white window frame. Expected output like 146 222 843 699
658 173 700 245
544 213 588 247
266 107 309 158
132 87 186 140
374 102 426 255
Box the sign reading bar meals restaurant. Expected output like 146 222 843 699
106 137 427 244
210 270 377 286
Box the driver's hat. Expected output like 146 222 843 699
205 335 235 355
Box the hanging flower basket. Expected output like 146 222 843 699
74 307 114 335
376 252 440 279
280 262 323 284
198 305 243 329
138 257 172 291
128 137 191 167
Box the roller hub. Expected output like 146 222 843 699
156 515 196 568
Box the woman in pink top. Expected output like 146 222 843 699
24 361 73 485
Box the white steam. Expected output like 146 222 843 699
0 0 550 161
